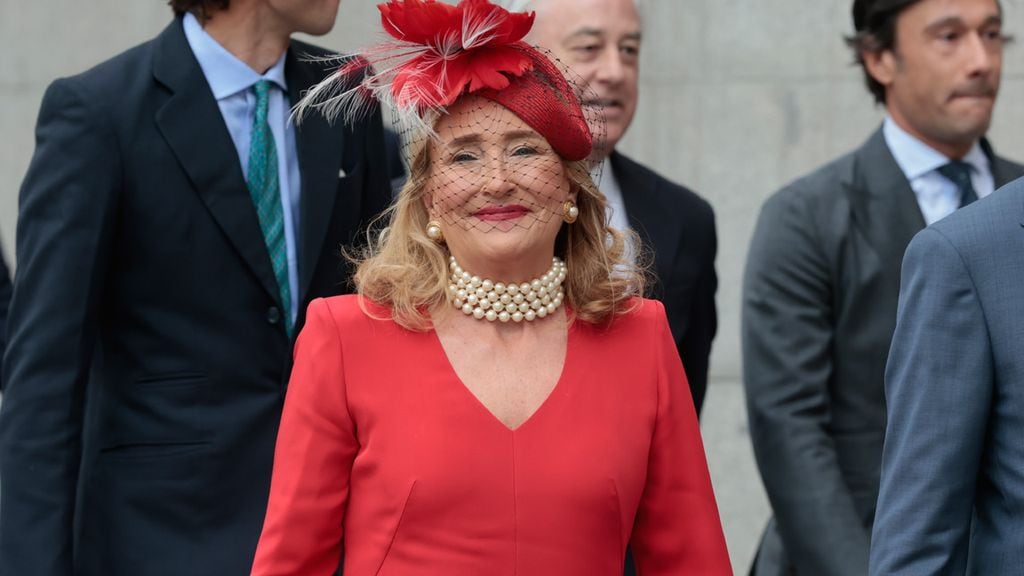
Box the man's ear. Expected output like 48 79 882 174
863 46 897 89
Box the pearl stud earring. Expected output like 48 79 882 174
426 220 444 243
562 201 579 224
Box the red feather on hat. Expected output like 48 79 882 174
379 0 535 110
292 0 591 162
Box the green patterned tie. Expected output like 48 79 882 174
247 80 293 337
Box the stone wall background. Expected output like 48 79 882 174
3 1 1024 572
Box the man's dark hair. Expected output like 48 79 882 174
847 0 1005 104
168 0 230 19
845 0 922 104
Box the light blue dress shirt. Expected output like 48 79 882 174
883 117 993 226
184 13 301 324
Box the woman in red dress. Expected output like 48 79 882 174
251 1 731 574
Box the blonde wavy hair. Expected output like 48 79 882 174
352 137 647 330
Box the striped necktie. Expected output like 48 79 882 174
247 79 292 337
937 161 979 208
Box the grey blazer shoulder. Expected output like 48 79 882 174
743 127 1024 576
870 177 1024 575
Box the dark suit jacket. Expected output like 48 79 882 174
384 127 407 193
0 18 391 576
612 152 718 414
742 128 1023 576
870 178 1024 575
0 240 11 388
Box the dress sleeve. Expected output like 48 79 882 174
251 298 359 575
630 301 732 575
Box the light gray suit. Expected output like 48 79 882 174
743 127 1023 576
869 177 1024 575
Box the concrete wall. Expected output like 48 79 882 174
3 1 1024 573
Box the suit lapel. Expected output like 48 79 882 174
152 19 282 307
982 138 1019 188
286 49 347 303
847 128 926 271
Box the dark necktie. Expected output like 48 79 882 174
936 161 978 208
247 80 293 337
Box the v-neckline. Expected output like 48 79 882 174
429 320 576 433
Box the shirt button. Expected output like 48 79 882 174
266 306 281 325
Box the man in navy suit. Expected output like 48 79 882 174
0 1 391 574
870 180 1024 574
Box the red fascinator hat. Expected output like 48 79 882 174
297 0 594 161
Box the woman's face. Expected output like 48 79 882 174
425 96 574 277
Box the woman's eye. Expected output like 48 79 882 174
512 145 538 157
451 151 478 162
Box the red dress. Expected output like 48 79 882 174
251 295 731 575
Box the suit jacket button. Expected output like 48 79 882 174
266 306 281 325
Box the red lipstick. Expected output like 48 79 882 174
474 204 530 221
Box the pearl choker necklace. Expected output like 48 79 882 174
448 256 567 323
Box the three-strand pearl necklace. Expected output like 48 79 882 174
448 256 567 322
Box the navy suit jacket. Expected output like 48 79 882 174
0 18 391 576
870 177 1024 575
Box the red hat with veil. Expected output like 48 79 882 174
296 0 596 161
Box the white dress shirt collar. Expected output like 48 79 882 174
883 116 988 183
883 117 994 225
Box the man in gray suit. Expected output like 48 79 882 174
869 181 1024 576
743 0 1022 574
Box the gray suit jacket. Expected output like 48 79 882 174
869 177 1024 575
742 127 1023 576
